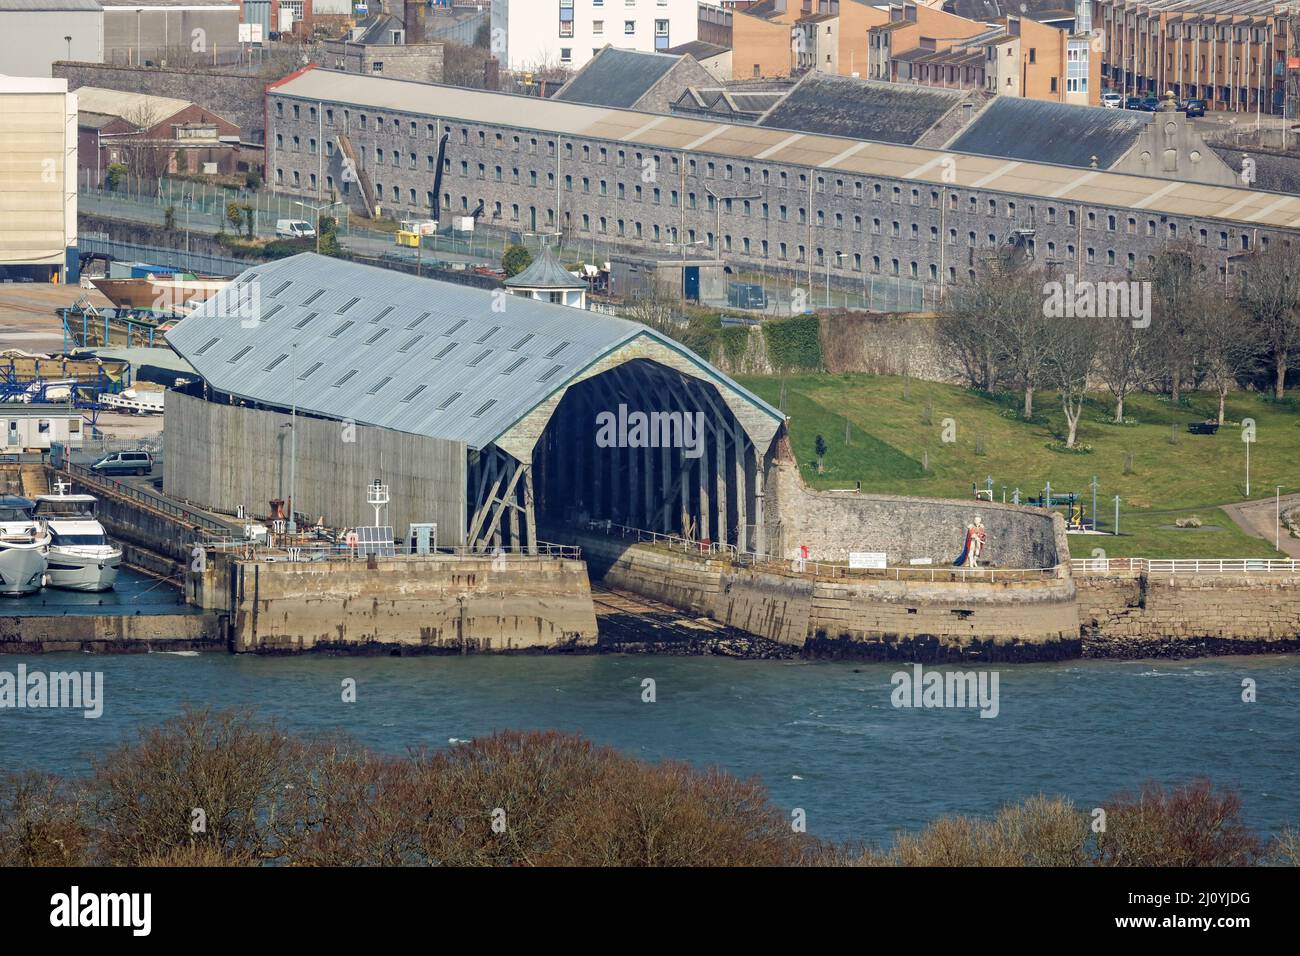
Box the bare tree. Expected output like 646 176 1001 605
980 254 1054 418
1094 310 1151 423
935 277 1002 391
1045 314 1101 447
1200 300 1259 424
1239 240 1300 400
1145 245 1209 404
117 102 173 196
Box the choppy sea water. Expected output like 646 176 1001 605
1 653 1296 845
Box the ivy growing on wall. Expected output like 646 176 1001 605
762 316 822 372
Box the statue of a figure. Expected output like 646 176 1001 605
954 515 987 568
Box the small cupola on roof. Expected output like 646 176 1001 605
503 247 588 309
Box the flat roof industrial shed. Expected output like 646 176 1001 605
164 254 785 554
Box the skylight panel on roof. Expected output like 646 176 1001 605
467 349 492 367
475 326 501 344
269 280 292 297
338 297 361 313
264 353 289 372
229 346 253 364
371 306 394 324
302 288 325 306
502 357 527 375
333 369 358 387
364 328 389 345
437 391 462 410
434 342 458 359
545 341 571 359
299 361 323 380
406 311 431 330
510 333 535 351
398 335 424 352
195 337 220 356
471 399 497 418
444 319 467 335
538 364 564 382
367 376 392 395
294 312 319 329
330 320 354 337
401 384 427 403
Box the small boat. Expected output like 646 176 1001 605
0 495 50 596
90 274 230 313
33 482 121 592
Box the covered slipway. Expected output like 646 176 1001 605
165 253 785 554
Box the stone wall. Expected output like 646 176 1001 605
1076 572 1300 656
582 533 1079 659
818 310 957 381
54 62 272 143
205 552 598 653
763 446 1066 568
0 612 223 654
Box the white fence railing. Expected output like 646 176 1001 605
1071 557 1300 575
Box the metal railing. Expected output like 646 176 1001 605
58 462 234 535
585 520 1061 582
196 537 582 563
1071 557 1300 575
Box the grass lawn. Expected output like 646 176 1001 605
737 373 1300 558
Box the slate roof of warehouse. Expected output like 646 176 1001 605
755 72 968 145
945 97 1152 168
266 68 1300 229
552 48 685 109
165 254 783 451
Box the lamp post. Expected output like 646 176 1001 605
64 36 72 61
294 199 343 255
1278 485 1285 552
288 343 298 534
826 251 848 307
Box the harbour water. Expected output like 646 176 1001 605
2 652 1296 845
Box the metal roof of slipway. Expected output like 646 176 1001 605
164 253 783 452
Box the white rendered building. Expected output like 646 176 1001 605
490 0 699 72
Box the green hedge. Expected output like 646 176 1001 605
762 316 822 371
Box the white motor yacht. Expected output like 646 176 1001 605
0 495 50 596
33 481 121 592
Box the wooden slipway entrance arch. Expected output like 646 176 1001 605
463 333 784 555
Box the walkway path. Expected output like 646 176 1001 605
1222 493 1300 558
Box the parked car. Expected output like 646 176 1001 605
275 219 316 240
90 450 153 476
1124 96 1144 110
1137 97 1161 112
1180 98 1207 117
1101 92 1123 109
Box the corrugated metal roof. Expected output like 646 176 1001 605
73 86 191 122
503 247 585 290
165 254 782 452
0 0 100 9
267 69 1300 230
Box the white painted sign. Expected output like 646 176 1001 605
849 552 887 569
909 557 933 565
238 23 264 43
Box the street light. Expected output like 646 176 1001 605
293 199 344 254
825 251 848 307
1278 485 1285 552
64 36 72 62
281 343 299 535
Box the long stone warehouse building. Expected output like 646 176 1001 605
265 66 1300 298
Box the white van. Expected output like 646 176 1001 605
275 219 316 239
